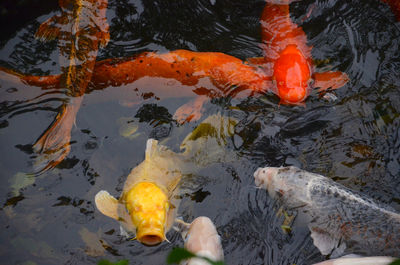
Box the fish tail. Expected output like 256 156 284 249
0 66 60 89
32 96 83 171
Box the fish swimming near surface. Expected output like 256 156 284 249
177 216 224 265
17 0 109 172
0 49 270 124
313 255 396 265
254 166 400 257
248 0 349 104
1 0 349 131
95 114 237 245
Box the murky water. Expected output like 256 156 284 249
0 0 399 264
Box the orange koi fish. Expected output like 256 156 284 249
250 0 349 104
382 0 400 20
4 50 270 122
32 0 109 172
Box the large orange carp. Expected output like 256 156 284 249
249 0 349 104
254 166 400 257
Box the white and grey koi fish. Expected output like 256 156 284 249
313 255 396 265
254 166 400 257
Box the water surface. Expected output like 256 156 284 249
0 0 399 264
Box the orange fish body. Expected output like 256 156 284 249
89 50 268 95
255 1 348 104
6 50 269 124
15 50 268 96
382 0 400 21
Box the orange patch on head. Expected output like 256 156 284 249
274 45 311 104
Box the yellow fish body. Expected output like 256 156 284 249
95 114 237 245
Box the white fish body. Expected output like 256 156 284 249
179 216 224 265
254 166 400 257
313 256 396 265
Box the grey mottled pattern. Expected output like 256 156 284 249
254 166 400 256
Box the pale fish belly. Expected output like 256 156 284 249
254 166 400 257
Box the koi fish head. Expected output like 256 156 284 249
254 166 320 204
182 216 224 264
125 182 169 246
273 45 312 104
254 166 303 199
254 167 281 198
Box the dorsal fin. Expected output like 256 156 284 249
145 139 159 161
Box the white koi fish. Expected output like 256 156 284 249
178 216 224 265
313 255 396 265
254 166 400 257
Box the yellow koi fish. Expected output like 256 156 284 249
95 114 237 245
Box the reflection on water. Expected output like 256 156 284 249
0 0 399 264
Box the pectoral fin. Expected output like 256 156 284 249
173 95 208 124
310 227 346 256
95 190 119 220
35 14 63 41
313 71 349 92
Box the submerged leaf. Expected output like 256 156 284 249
97 259 129 265
167 248 196 264
117 117 140 140
167 248 225 265
9 172 35 196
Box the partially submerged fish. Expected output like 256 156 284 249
32 0 109 172
95 114 236 245
1 49 269 124
254 166 400 257
178 216 224 265
248 1 349 104
313 256 396 265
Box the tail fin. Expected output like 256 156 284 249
32 96 83 173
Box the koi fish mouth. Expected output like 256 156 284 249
254 167 280 198
126 182 169 246
137 227 166 246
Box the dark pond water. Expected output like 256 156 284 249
0 0 400 264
